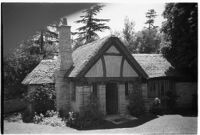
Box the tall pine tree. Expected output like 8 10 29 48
74 4 110 45
145 9 158 30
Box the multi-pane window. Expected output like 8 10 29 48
93 83 97 97
71 83 76 101
147 80 175 98
125 82 129 97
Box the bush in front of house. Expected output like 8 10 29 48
149 97 162 115
66 94 104 129
22 108 34 123
33 113 44 124
4 113 23 123
25 84 56 115
33 110 66 127
127 81 145 117
161 91 178 113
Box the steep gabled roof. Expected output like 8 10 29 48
70 36 148 78
22 36 175 85
69 36 110 77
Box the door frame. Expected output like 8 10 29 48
106 82 118 115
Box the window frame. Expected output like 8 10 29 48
92 83 98 97
125 82 129 98
71 82 76 101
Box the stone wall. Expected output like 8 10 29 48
140 82 197 110
4 98 27 114
71 85 92 112
98 84 106 115
56 20 73 115
141 83 153 111
176 82 197 108
71 82 129 115
55 70 71 114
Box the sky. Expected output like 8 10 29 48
2 3 96 56
2 3 166 56
67 3 165 37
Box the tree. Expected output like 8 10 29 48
122 17 137 53
134 29 161 53
132 9 161 54
74 4 110 44
145 9 158 30
33 24 59 59
161 3 197 79
3 24 59 100
3 41 41 100
111 17 138 53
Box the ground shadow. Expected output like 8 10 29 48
163 109 198 117
81 113 158 130
80 109 197 130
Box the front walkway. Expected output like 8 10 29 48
4 115 197 134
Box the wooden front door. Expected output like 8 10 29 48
106 83 118 114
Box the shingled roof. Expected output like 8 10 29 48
132 54 174 78
69 36 109 77
22 59 60 84
22 36 110 84
22 36 175 85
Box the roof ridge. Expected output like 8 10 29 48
73 35 112 53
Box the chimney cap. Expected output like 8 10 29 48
59 17 68 26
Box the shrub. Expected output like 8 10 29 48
22 108 34 123
4 113 22 122
149 97 162 115
41 114 65 127
161 91 178 112
45 110 58 117
25 84 56 115
127 81 145 117
66 94 103 129
33 110 65 127
33 113 44 124
192 94 197 112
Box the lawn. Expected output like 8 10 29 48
3 114 197 134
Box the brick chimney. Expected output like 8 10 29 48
55 18 72 116
58 18 73 71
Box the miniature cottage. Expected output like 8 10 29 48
22 19 197 115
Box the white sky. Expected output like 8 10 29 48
67 3 166 38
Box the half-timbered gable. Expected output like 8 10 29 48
84 43 139 78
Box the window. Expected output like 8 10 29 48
148 81 156 98
93 83 97 97
71 83 76 101
125 82 129 97
148 80 175 98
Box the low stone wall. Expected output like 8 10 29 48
176 82 197 108
55 70 71 114
4 98 27 114
141 83 153 111
141 82 197 111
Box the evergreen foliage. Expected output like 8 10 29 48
3 25 58 100
145 9 158 30
74 4 110 46
161 3 197 79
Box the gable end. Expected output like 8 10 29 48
77 37 148 78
